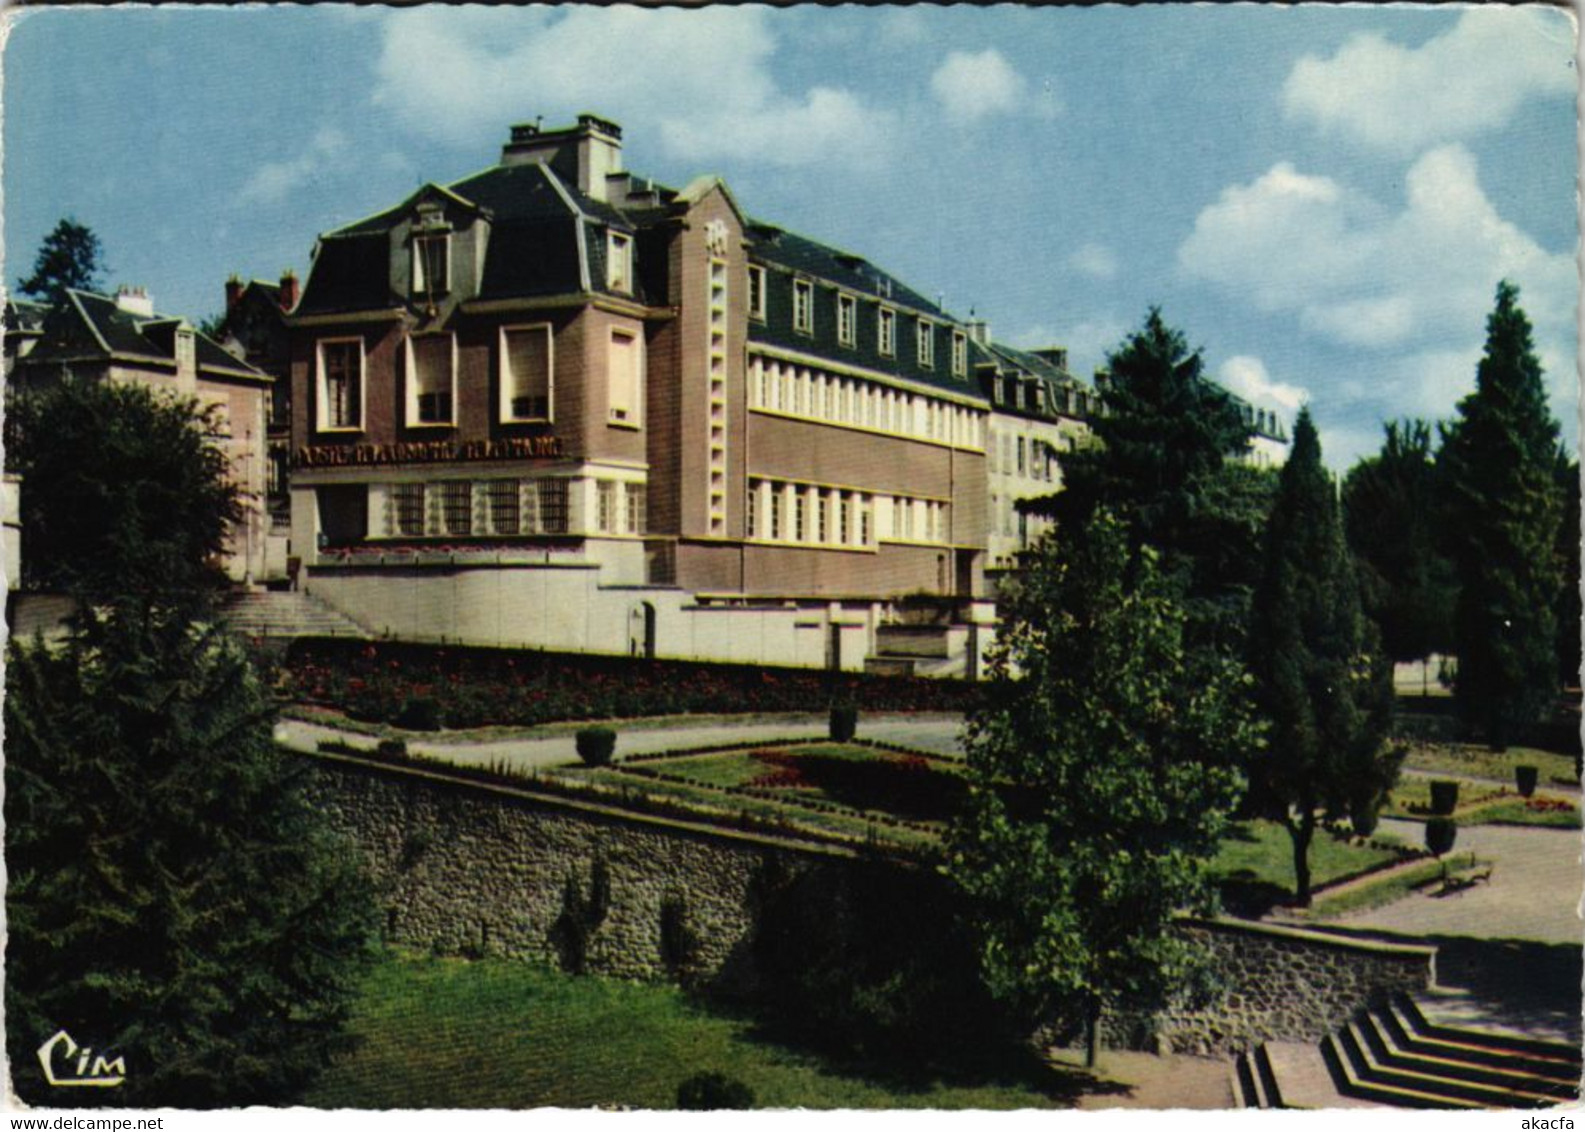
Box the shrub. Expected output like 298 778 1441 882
395 696 442 732
1425 817 1458 857
376 738 408 760
1350 796 1380 838
575 727 617 767
1429 779 1459 815
1515 764 1539 798
675 1072 755 1110
829 705 858 742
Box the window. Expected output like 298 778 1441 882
817 489 829 543
748 265 766 321
1017 436 1027 476
597 481 618 533
393 483 425 536
625 483 646 535
878 308 896 357
441 481 472 536
411 234 450 297
538 478 569 534
793 279 813 334
859 495 872 545
487 480 520 535
952 331 967 377
407 334 454 426
608 328 642 425
317 338 363 431
770 489 783 541
837 293 856 347
794 491 807 542
916 319 935 368
746 482 759 538
501 325 552 421
607 231 633 293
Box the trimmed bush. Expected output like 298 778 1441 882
1516 764 1539 798
376 738 409 760
829 705 858 742
1425 816 1458 857
395 695 442 732
1350 797 1380 838
575 727 617 767
1429 779 1459 815
675 1072 755 1110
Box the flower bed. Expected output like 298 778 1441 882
279 638 977 729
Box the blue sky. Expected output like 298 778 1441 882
4 4 1576 469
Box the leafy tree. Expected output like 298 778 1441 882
1249 409 1397 905
18 217 105 306
5 601 377 1106
1035 309 1261 654
1439 281 1564 747
1553 451 1580 692
1341 420 1459 665
4 377 242 602
948 509 1256 1069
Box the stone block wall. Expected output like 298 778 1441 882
304 752 1434 1053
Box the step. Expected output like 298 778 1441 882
1253 1044 1285 1108
1232 1052 1261 1109
1262 1040 1379 1109
1379 1000 1580 1091
1323 1030 1478 1110
1350 1015 1564 1107
1397 993 1583 1067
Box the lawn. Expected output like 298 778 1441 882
1383 779 1580 829
1400 741 1578 789
1212 820 1402 913
305 952 1081 1109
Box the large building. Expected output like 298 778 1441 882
5 286 279 585
285 115 997 671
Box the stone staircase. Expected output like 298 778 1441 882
1232 993 1581 1110
221 589 369 640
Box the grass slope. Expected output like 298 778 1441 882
306 953 1078 1110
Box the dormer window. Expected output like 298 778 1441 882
748 265 767 321
607 231 633 293
878 307 896 357
793 279 813 335
916 318 935 369
951 330 967 377
837 293 856 347
411 234 450 297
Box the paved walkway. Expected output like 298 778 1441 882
276 712 967 772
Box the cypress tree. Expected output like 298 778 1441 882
5 601 377 1107
1249 408 1396 905
1439 281 1563 747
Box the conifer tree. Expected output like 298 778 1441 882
949 509 1255 1068
1439 281 1563 747
5 601 377 1107
18 217 104 306
1249 408 1396 905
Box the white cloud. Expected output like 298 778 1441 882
370 7 897 170
1068 242 1118 281
930 48 1038 125
1217 356 1308 414
238 127 348 206
1178 145 1574 355
1283 8 1574 152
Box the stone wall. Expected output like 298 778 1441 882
304 751 1434 1053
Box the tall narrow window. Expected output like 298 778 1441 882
501 325 552 421
608 328 642 425
793 279 813 334
625 483 646 535
837 293 856 347
794 491 807 542
393 482 425 536
770 489 783 541
539 479 569 534
407 334 454 426
951 330 967 377
317 338 363 431
607 231 633 293
597 481 618 533
487 480 520 535
748 265 767 320
746 481 760 539
916 319 935 368
878 308 896 357
411 234 450 297
441 481 472 535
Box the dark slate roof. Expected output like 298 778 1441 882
295 232 395 316
18 290 266 381
4 298 49 335
478 218 584 298
746 222 943 318
973 338 1096 422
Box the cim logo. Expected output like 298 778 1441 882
36 1030 126 1088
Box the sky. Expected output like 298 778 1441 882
2 4 1577 470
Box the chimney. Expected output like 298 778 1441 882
225 275 244 314
966 319 990 345
1031 346 1068 371
278 269 299 313
500 114 624 202
114 285 154 318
